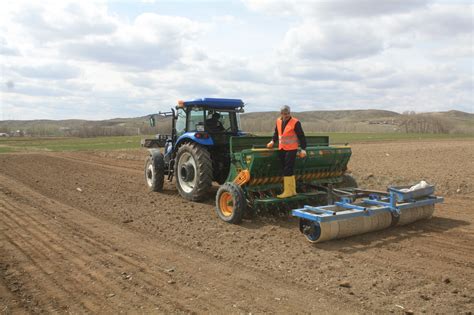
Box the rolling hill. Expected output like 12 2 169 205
0 109 472 137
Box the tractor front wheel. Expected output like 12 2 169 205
175 142 213 201
145 152 165 192
216 182 246 224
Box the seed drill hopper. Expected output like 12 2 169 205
215 135 353 223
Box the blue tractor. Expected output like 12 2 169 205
142 98 443 242
143 98 246 202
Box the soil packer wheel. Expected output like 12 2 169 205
299 219 321 243
175 142 213 201
145 152 165 192
216 182 246 224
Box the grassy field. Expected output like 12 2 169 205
0 135 144 153
0 133 472 153
311 132 473 144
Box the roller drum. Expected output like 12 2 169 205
315 211 392 243
309 204 435 243
395 205 434 226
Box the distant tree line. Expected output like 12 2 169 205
0 111 470 137
242 112 459 134
67 123 171 137
399 111 451 134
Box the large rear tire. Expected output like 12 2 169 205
175 142 213 201
216 182 246 224
145 152 165 192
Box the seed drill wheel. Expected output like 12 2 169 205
216 182 246 224
145 152 165 192
175 142 213 201
299 219 321 243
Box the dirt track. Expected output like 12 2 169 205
1 140 473 314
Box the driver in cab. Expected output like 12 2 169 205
205 112 225 132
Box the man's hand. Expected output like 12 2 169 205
299 149 307 158
266 140 274 149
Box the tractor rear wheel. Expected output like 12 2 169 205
175 142 213 201
145 152 165 192
215 182 246 224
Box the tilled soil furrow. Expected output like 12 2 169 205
0 172 357 314
1 141 473 314
421 236 474 256
0 196 316 312
1 190 211 311
44 153 143 174
1 229 94 313
52 151 145 169
0 203 127 312
0 192 197 313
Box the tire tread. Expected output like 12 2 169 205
176 142 213 201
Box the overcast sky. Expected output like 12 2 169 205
1 0 473 120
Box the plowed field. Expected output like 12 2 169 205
1 140 473 314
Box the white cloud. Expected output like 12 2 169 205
432 39 473 59
211 15 242 25
277 60 364 82
388 4 473 38
59 13 203 70
14 62 81 80
307 0 430 18
13 2 118 42
0 0 472 120
243 0 431 18
241 0 295 15
0 37 20 56
280 21 385 61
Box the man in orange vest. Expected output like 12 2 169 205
267 105 307 198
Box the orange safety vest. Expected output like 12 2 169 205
276 117 299 150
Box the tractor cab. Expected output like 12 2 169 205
173 98 245 184
175 98 243 138
143 98 246 199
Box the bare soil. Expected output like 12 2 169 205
1 140 473 314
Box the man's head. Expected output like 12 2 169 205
212 112 221 120
280 105 291 121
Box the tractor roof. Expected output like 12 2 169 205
179 98 244 109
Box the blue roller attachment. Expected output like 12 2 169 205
292 186 444 243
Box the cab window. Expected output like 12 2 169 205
205 110 232 132
187 108 205 132
175 109 186 136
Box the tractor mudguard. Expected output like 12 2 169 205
175 132 214 147
147 148 162 156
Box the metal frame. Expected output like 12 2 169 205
292 188 444 223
